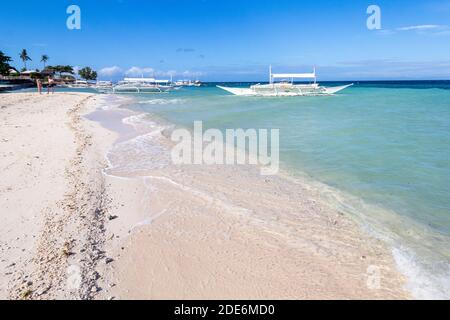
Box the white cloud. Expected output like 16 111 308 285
397 24 444 31
125 66 155 76
373 25 449 37
154 69 205 79
97 66 206 80
99 66 123 77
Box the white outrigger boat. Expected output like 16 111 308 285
94 81 113 93
174 79 202 87
68 80 92 88
113 78 174 94
218 67 353 96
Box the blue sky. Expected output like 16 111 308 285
1 0 450 81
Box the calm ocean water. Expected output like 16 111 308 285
122 81 450 298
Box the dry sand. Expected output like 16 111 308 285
0 92 409 300
0 92 116 299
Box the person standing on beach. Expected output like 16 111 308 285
47 76 55 94
36 79 43 94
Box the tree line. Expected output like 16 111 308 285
0 49 97 81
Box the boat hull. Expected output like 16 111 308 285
112 86 173 94
217 84 353 96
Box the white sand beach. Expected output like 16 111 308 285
0 92 409 300
0 93 116 299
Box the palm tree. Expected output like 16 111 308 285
41 55 49 69
20 49 32 70
0 51 13 76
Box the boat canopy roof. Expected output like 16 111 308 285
271 72 316 79
124 77 170 84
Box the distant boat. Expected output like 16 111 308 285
113 78 175 94
217 66 353 96
68 80 91 88
175 80 202 87
94 81 113 93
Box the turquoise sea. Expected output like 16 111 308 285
123 81 450 299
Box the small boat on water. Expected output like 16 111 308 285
174 79 202 87
218 67 353 96
68 80 92 88
113 78 175 94
94 81 113 93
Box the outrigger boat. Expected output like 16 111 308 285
174 79 202 87
217 66 353 96
94 81 113 93
67 80 92 88
113 78 175 94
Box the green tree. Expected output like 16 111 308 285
19 49 32 70
41 55 49 68
78 67 98 81
0 51 13 75
46 65 74 77
43 65 56 74
49 65 62 75
63 65 74 74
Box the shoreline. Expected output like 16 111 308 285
0 92 410 300
90 95 410 299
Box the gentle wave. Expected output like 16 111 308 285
138 98 187 105
393 247 450 299
281 170 450 299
